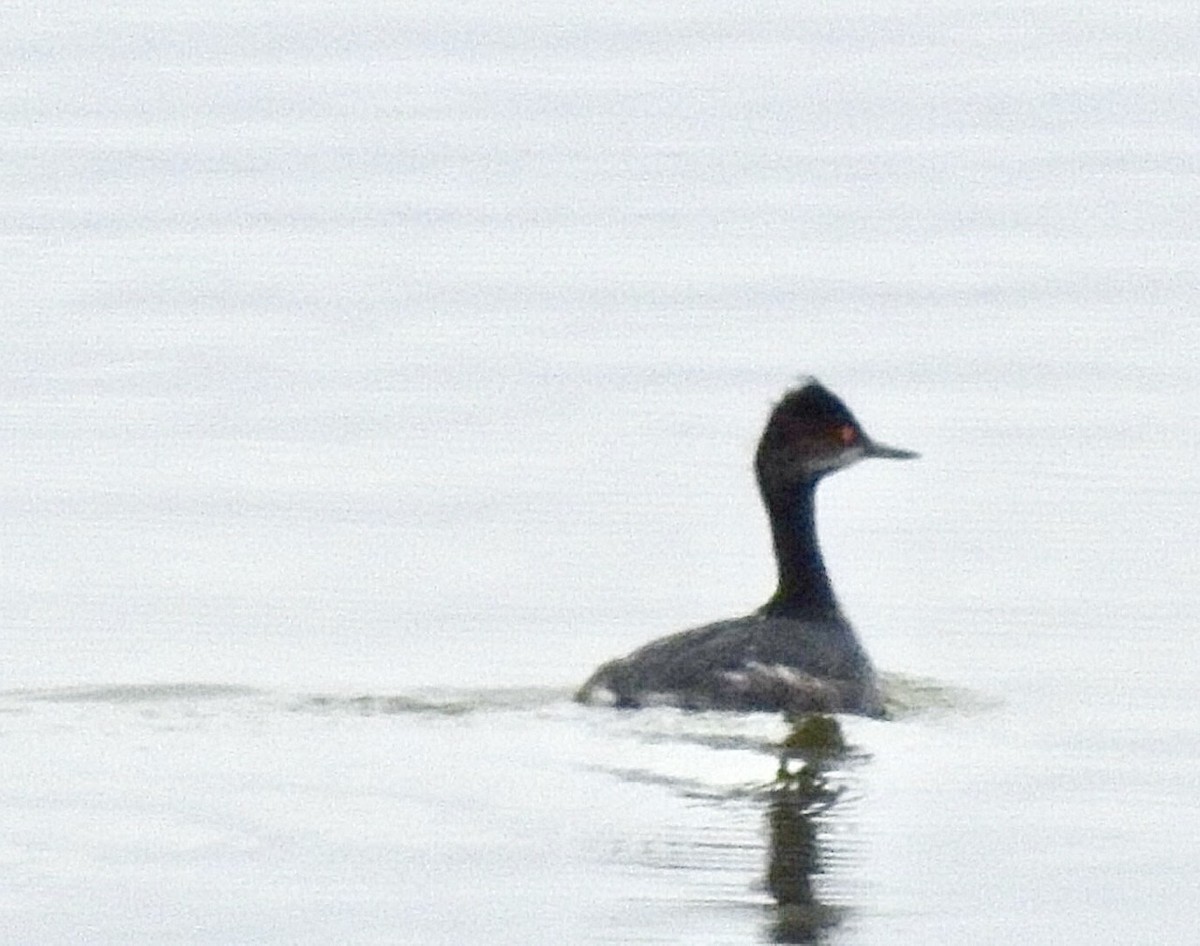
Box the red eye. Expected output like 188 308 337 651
837 424 857 445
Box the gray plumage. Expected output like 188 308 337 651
577 613 884 716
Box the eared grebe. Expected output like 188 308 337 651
576 379 917 717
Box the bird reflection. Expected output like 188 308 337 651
766 715 851 943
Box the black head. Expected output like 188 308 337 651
754 378 918 489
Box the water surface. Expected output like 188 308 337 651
3 1 1198 942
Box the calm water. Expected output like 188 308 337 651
4 2 1198 942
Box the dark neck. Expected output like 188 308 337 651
758 479 840 619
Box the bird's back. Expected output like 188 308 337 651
576 613 883 716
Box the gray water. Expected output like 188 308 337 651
4 2 1199 942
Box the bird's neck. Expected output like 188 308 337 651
758 480 840 619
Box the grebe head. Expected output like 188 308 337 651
754 378 918 490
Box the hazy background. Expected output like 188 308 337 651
3 2 1198 943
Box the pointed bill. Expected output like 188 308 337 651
863 438 919 460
